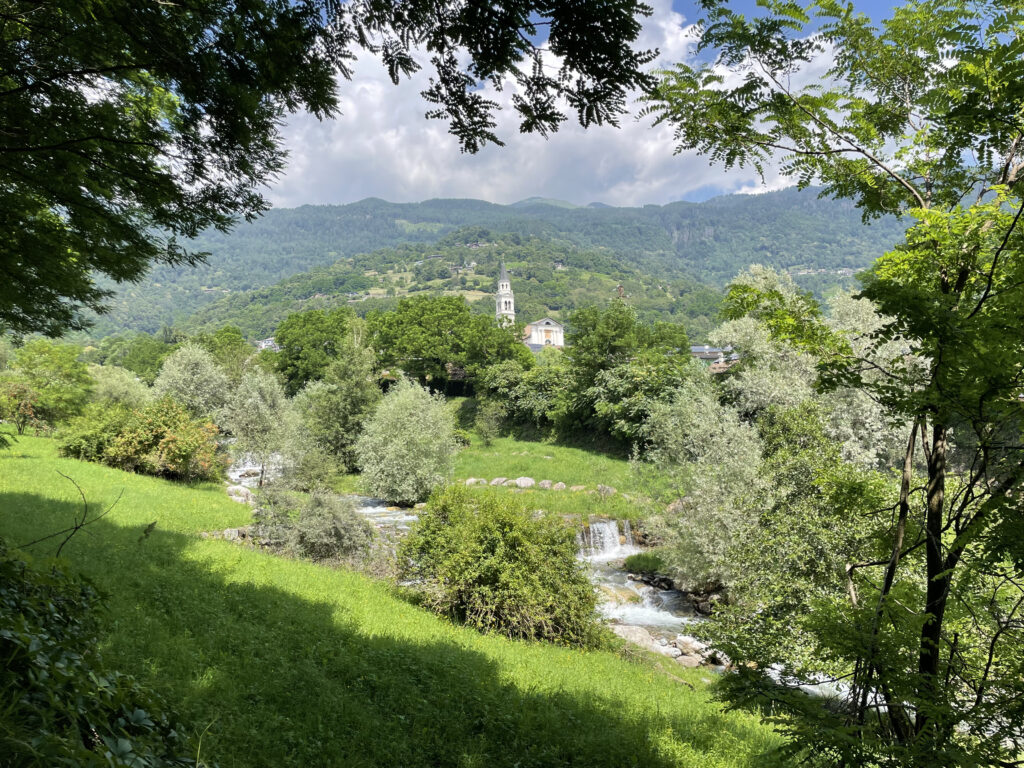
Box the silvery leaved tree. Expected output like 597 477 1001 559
645 1 1024 764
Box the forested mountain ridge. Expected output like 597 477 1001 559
178 232 725 340
90 187 907 337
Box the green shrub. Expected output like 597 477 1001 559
623 551 667 574
355 379 457 505
472 398 505 446
0 540 202 766
56 401 133 463
452 428 472 447
253 489 374 564
87 364 152 408
58 398 225 482
399 486 604 648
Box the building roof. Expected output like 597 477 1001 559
499 261 509 281
526 317 563 328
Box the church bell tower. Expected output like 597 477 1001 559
495 262 515 324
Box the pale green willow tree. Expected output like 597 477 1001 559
222 366 288 488
646 1 1024 764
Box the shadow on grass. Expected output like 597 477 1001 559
4 491 773 768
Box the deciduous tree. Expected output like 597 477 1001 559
646 1 1024 762
1 0 655 336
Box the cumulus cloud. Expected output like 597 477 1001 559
267 0 795 208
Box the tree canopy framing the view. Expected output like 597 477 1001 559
646 0 1024 764
0 0 656 336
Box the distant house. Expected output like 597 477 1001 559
256 337 280 352
524 318 565 351
690 344 739 373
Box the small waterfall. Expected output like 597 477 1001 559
578 518 641 562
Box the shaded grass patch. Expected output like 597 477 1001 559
0 435 784 768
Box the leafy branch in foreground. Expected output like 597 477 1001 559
1 0 655 336
0 539 205 766
644 1 1024 764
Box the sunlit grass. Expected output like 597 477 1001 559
0 434 785 767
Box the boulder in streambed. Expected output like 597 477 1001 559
609 624 656 648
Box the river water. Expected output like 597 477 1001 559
577 518 698 636
230 462 697 639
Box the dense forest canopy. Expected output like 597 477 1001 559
86 187 907 338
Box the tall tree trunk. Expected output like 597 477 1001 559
916 422 949 744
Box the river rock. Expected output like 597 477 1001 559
489 477 508 486
675 635 708 655
675 654 702 668
655 644 683 659
569 485 586 492
465 478 486 486
705 649 731 667
227 485 254 504
223 527 242 541
552 482 566 491
514 476 535 488
596 484 617 497
609 624 655 648
538 480 553 489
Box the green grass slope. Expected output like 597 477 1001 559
0 435 784 768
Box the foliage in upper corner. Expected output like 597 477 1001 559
0 0 653 337
0 540 207 766
398 485 604 648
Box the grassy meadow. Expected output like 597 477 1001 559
0 434 785 768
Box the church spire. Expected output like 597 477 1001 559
495 262 515 324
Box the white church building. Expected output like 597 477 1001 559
495 262 565 350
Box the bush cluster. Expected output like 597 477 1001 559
57 398 224 482
355 379 457 505
252 489 374 564
0 541 201 766
399 486 603 648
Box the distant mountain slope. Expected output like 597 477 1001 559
89 187 906 337
179 232 725 341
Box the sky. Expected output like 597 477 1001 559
268 0 900 209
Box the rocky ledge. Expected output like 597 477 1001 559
609 624 730 669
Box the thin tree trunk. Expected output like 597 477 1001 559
855 423 917 738
915 422 949 743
